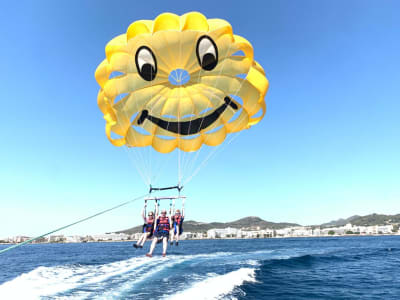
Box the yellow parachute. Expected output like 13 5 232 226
95 12 268 153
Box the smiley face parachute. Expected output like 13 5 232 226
95 12 268 187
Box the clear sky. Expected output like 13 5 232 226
1 1 399 237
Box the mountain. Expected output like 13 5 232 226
320 213 400 228
320 215 360 227
117 216 300 234
350 213 400 226
116 213 400 235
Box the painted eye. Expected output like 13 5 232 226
135 46 157 81
196 36 218 71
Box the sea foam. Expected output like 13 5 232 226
0 251 235 299
165 268 256 300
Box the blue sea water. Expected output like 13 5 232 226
0 236 399 299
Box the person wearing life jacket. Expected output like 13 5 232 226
146 208 171 257
170 199 185 246
134 201 156 249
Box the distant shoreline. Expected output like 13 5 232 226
2 233 399 246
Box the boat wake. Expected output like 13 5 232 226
0 247 326 299
164 268 256 300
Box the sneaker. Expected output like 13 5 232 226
146 253 152 258
133 244 138 248
170 242 173 245
175 242 179 246
139 245 143 248
162 253 166 257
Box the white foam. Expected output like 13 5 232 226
165 268 256 300
0 256 154 299
93 252 234 299
0 251 234 299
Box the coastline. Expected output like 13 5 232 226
2 233 399 246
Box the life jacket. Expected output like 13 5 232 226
173 215 183 225
156 216 170 232
143 217 154 233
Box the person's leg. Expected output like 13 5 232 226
175 227 180 244
139 233 149 246
138 233 146 244
147 237 158 256
162 236 168 256
134 233 145 248
170 228 174 245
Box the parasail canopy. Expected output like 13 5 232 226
95 12 269 154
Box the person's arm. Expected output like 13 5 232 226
168 208 172 226
155 200 159 218
182 198 185 219
141 201 147 222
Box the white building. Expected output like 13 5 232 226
207 227 239 238
132 233 142 240
91 233 130 241
181 232 193 239
48 235 65 243
312 228 322 236
65 235 83 243
291 227 313 237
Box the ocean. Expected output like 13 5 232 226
0 236 399 299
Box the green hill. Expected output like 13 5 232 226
116 213 400 234
118 216 299 234
320 215 360 227
321 213 400 228
350 213 400 226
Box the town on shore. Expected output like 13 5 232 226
2 221 399 244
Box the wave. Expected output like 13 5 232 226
0 256 156 300
0 252 233 299
255 245 399 271
0 247 341 299
164 268 256 300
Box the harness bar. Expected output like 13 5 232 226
145 196 187 201
149 185 183 193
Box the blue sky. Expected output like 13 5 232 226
1 1 399 237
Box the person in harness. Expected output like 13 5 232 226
170 198 185 246
133 201 156 248
146 208 171 257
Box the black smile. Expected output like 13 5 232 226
137 96 238 135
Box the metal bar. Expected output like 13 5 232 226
149 185 183 193
144 196 187 201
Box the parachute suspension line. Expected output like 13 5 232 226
180 73 198 185
134 89 154 184
176 43 207 184
177 38 212 184
0 193 150 255
185 106 247 185
116 102 147 184
181 40 236 183
184 55 250 186
123 146 150 186
151 151 174 186
120 89 151 185
179 34 196 186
